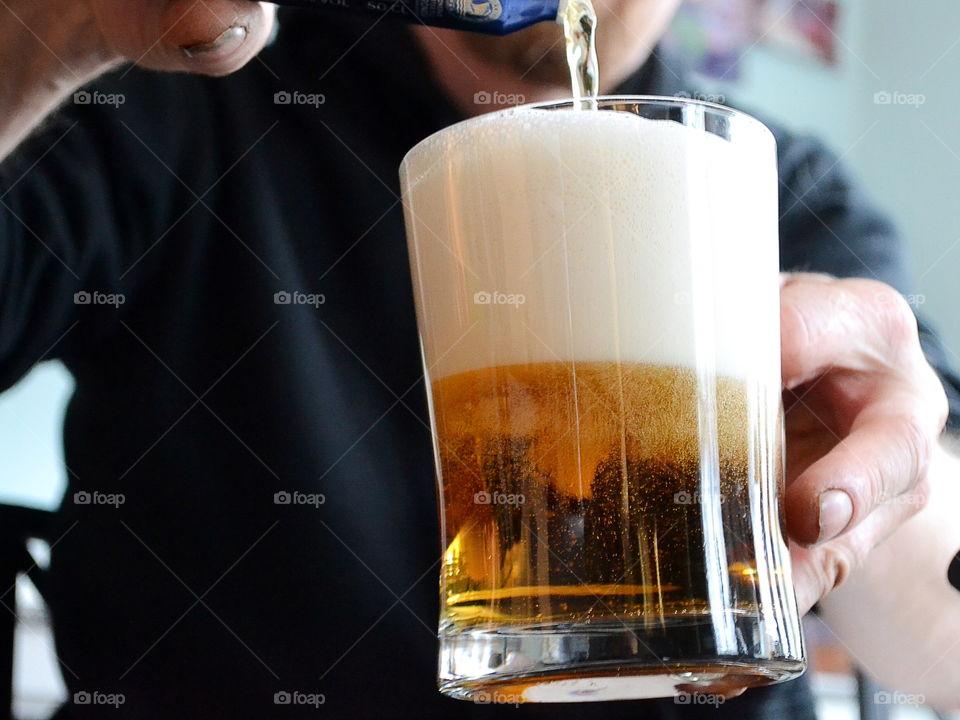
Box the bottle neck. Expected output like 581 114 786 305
272 0 562 35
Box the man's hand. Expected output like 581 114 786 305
0 0 275 160
780 273 949 614
87 0 277 76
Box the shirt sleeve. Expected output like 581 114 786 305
0 115 120 390
774 131 960 432
0 71 200 393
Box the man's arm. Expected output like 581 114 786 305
773 128 960 706
818 438 960 710
0 0 276 389
0 3 115 161
0 0 275 161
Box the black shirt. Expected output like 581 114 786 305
0 10 956 720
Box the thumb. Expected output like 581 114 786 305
93 0 277 76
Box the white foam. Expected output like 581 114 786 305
401 107 781 382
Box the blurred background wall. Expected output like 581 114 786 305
695 0 960 354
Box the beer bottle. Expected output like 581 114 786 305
261 0 564 35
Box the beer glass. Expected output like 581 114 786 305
400 97 806 703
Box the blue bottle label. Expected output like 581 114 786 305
447 1 503 23
270 0 560 35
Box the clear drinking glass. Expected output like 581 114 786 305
400 97 806 703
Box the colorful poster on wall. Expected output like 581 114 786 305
666 0 762 80
666 0 840 81
760 0 839 65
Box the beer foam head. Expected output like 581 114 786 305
401 105 781 383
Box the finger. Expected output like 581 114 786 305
93 0 276 76
780 274 921 389
790 541 851 616
790 499 910 613
785 399 932 546
790 539 858 615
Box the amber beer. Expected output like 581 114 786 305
401 100 805 702
435 362 756 620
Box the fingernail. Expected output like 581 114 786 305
181 25 247 58
817 490 853 543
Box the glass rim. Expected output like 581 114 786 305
401 94 775 169
532 94 770 130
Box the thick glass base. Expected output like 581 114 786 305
439 619 806 703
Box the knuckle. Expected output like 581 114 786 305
925 370 950 431
852 279 917 343
858 448 888 509
893 415 932 497
906 473 932 514
814 544 857 595
834 443 877 510
879 289 918 346
781 303 808 344
851 277 897 304
780 301 812 365
938 389 950 430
